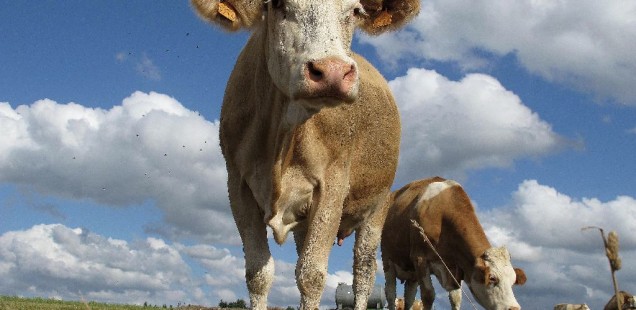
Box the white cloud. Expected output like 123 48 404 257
0 224 199 306
0 222 372 308
0 92 234 244
360 0 636 105
391 68 565 184
136 54 161 81
479 180 636 309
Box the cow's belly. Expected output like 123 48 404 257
394 262 416 281
429 261 460 291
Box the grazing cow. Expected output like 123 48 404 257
554 304 590 310
605 291 636 310
191 1 419 309
396 298 422 310
382 177 527 310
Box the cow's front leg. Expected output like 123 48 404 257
296 193 344 310
353 192 391 310
229 175 274 310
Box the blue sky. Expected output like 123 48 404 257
1 1 635 309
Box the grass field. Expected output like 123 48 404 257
0 296 216 310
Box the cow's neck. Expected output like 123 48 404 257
439 210 492 281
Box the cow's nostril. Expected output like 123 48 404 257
343 64 356 80
307 62 324 81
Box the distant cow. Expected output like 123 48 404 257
554 304 590 310
191 0 419 309
396 298 422 310
605 291 636 310
382 177 527 310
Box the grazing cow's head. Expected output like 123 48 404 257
192 0 419 109
469 247 526 310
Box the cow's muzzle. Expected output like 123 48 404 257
298 56 358 102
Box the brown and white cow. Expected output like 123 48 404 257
554 304 590 310
605 291 636 310
382 177 527 310
191 1 419 309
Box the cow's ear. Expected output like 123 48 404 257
514 267 527 285
191 0 262 31
359 0 420 35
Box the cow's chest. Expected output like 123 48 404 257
247 108 353 243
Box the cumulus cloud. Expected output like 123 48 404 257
0 223 367 308
391 68 565 184
480 180 636 309
360 0 636 105
0 92 234 244
0 224 197 305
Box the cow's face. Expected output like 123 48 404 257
192 0 420 109
264 0 361 108
468 247 526 310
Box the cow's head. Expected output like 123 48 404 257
468 247 526 310
192 0 419 109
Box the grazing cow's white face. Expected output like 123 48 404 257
264 0 362 108
468 247 526 310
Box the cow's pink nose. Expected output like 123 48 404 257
304 57 357 100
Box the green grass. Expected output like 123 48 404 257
0 296 171 310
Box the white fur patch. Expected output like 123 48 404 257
418 180 460 203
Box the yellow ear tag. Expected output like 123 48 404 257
372 10 392 28
218 2 238 22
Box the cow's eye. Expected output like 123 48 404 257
489 275 499 286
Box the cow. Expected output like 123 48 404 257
191 1 419 309
605 291 636 310
554 305 590 310
382 177 527 310
396 298 422 310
